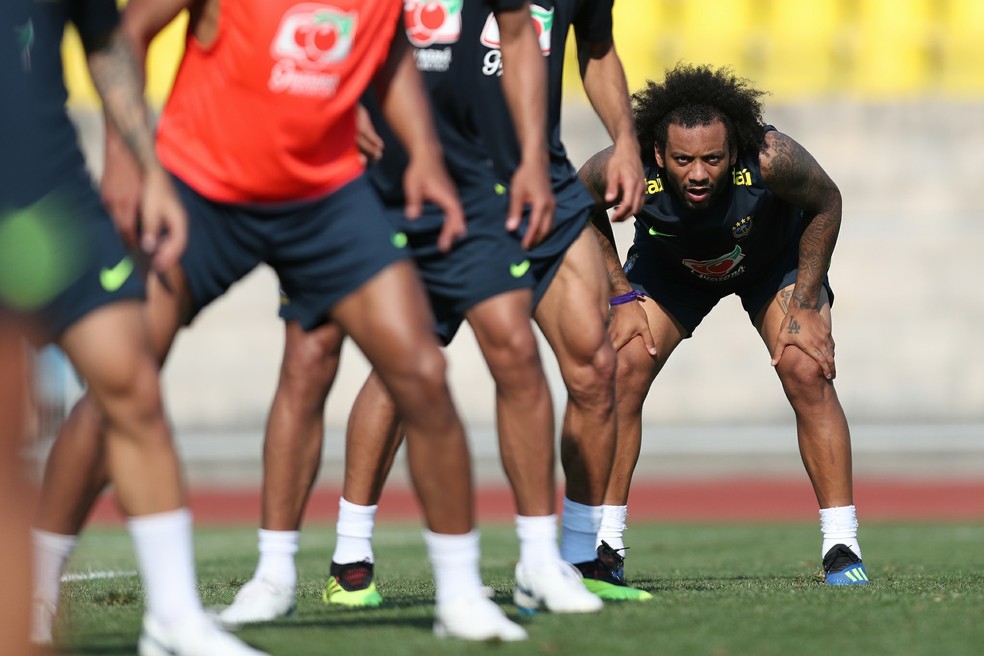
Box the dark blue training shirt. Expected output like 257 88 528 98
1 0 118 209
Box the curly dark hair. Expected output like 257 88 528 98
633 64 768 158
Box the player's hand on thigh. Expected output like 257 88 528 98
608 300 657 355
770 308 836 379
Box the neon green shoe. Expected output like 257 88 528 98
580 575 653 601
575 541 653 601
322 561 383 608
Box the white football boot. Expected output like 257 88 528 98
513 560 605 613
138 614 269 656
217 578 296 627
434 592 528 641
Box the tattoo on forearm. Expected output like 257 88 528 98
88 32 157 172
578 148 615 204
765 133 841 310
591 224 630 294
790 291 819 311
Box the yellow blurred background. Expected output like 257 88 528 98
62 0 984 107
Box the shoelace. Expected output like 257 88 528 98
598 540 629 568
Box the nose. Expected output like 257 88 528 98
688 161 709 184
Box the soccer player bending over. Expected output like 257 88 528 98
582 64 869 586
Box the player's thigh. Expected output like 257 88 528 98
58 300 160 404
465 288 540 372
144 266 192 365
534 228 609 360
332 260 442 380
638 298 687 368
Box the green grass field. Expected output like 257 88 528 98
54 522 984 655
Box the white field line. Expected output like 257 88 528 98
62 569 138 583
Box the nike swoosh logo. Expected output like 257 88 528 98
510 260 531 278
648 227 676 238
391 232 408 249
99 257 134 292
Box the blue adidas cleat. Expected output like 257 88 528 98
822 544 870 585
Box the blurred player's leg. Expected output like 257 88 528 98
220 321 343 625
30 269 192 641
60 301 268 654
332 260 525 640
0 324 35 656
323 370 401 609
534 229 650 601
467 289 602 614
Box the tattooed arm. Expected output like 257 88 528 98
85 0 195 272
761 130 842 310
579 146 629 292
761 130 842 377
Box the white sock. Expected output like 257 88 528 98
127 508 204 626
560 498 603 565
515 514 560 569
423 530 483 607
253 529 300 589
598 505 628 551
820 505 862 559
332 498 377 565
31 528 77 609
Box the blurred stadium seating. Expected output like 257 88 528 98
61 1 984 106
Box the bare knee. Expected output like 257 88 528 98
386 345 449 407
279 325 341 410
482 328 542 390
775 348 831 405
615 343 659 410
93 356 166 431
563 337 616 411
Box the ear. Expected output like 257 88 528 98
729 145 738 167
653 143 664 168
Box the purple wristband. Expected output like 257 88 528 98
609 290 645 306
